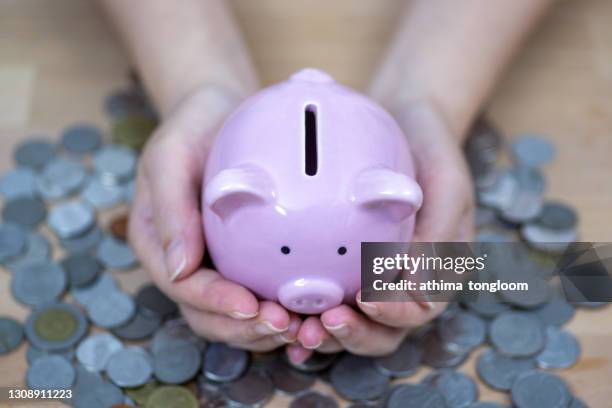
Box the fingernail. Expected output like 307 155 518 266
302 340 322 350
255 321 287 336
421 301 436 310
228 310 258 320
166 237 187 282
357 294 379 316
278 333 296 344
323 323 350 337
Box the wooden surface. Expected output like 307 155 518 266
1 0 611 407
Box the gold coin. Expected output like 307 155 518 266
125 380 159 406
146 386 198 408
34 308 77 342
112 113 157 152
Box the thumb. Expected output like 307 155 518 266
144 140 205 282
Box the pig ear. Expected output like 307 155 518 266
352 168 423 222
205 165 275 221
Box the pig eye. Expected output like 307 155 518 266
337 246 347 255
281 246 291 255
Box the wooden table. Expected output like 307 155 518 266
1 0 611 406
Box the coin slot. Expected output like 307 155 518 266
304 104 318 176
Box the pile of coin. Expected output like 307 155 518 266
0 76 607 407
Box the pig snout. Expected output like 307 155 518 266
278 278 344 314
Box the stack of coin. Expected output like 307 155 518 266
0 75 605 407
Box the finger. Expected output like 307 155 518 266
297 316 332 350
355 291 443 329
413 173 469 242
142 137 204 282
320 305 406 356
286 344 313 365
181 302 289 345
234 314 302 352
130 174 262 319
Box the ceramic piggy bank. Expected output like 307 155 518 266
203 69 422 314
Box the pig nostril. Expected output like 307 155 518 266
315 299 324 307
294 299 304 307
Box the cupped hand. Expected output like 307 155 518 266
128 86 301 351
290 101 475 361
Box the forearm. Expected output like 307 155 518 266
97 0 258 116
370 0 556 138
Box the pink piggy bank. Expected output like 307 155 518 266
203 69 422 314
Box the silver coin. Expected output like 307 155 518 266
477 170 519 211
269 360 316 395
290 391 339 408
329 354 390 401
387 383 448 408
111 306 161 341
468 403 510 408
153 341 202 384
533 301 575 327
93 145 137 185
96 235 137 269
499 277 552 309
0 223 27 264
26 345 74 365
104 89 147 119
136 284 178 319
422 330 469 368
61 225 103 253
14 139 56 170
0 316 24 354
374 336 421 377
438 311 487 354
86 289 135 328
521 224 577 253
106 346 153 388
35 158 87 200
287 351 338 373
511 371 571 408
76 332 124 372
225 368 274 407
476 348 535 391
536 201 578 231
151 318 206 355
489 312 546 357
499 189 543 225
48 201 95 239
72 364 125 408
81 178 123 209
61 124 103 154
5 232 51 272
569 397 589 408
536 326 580 369
24 302 88 351
203 342 249 382
27 355 76 390
422 369 478 408
464 290 511 319
514 166 547 194
511 135 556 167
0 168 37 199
61 252 102 288
71 272 119 307
11 261 66 306
2 197 47 228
